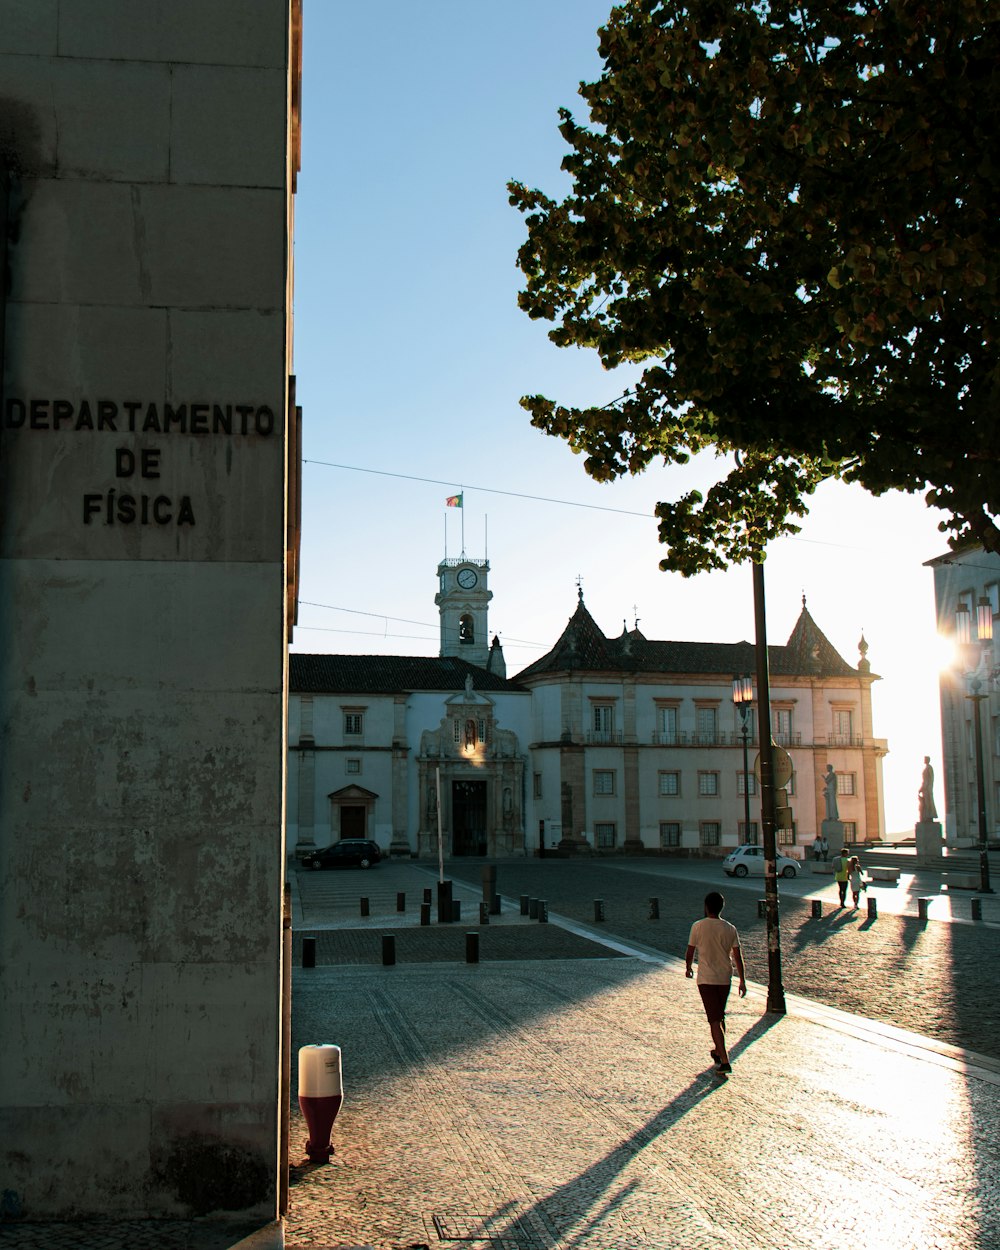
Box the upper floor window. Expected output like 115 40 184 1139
698 771 719 797
344 711 364 736
695 706 718 743
737 772 757 796
656 703 679 742
836 772 857 796
592 703 616 740
459 613 475 644
346 758 361 775
832 709 854 739
772 708 792 741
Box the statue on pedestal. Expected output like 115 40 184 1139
822 763 839 821
918 756 937 822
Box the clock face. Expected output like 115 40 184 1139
457 567 478 589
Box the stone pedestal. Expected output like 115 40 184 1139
823 818 846 855
915 819 944 864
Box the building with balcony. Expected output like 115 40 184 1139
289 562 887 860
926 545 1000 843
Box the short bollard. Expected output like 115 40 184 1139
479 901 490 924
423 887 432 905
528 897 539 919
420 902 431 926
649 897 660 920
490 893 501 916
594 899 605 922
972 898 983 921
757 899 767 919
382 935 396 966
867 896 878 919
360 897 370 918
298 1044 343 1162
918 896 932 919
302 936 317 969
396 891 406 913
465 932 479 964
520 895 530 916
452 900 462 922
538 900 548 923
811 900 823 919
437 879 453 924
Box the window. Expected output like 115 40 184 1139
594 822 617 849
836 773 857 796
344 711 364 736
656 703 679 743
843 821 857 840
832 709 854 739
699 821 721 847
533 773 542 799
593 769 616 796
459 613 475 644
985 582 1000 616
777 824 796 846
772 708 792 741
658 771 680 796
453 719 462 744
739 820 759 844
660 821 681 848
346 758 361 775
592 703 615 740
737 772 757 796
698 771 719 797
695 705 718 743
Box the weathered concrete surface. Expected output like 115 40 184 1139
0 0 298 1220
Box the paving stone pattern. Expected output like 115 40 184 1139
287 959 1000 1250
440 859 1000 1062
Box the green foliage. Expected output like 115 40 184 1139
509 0 1000 573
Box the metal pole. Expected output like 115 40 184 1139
752 558 786 1014
435 764 444 884
741 718 752 843
969 692 993 893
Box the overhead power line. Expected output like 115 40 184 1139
303 459 653 518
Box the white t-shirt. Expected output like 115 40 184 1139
688 916 740 985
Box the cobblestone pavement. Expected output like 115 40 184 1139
286 956 1000 1250
405 856 1000 1062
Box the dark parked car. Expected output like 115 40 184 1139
306 839 381 870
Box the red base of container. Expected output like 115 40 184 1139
299 1092 343 1161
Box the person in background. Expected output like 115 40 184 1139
834 848 851 907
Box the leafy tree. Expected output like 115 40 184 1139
509 0 999 573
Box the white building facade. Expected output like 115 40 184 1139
927 545 1000 843
289 564 887 859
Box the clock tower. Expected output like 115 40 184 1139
436 557 492 667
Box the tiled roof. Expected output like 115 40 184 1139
290 653 527 695
514 597 863 681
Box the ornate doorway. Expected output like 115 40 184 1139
452 780 487 856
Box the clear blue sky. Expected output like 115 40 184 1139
291 0 951 833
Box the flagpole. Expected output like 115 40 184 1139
460 489 465 556
444 507 447 561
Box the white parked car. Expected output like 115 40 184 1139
723 844 799 878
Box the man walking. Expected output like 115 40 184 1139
834 848 851 907
685 891 747 1077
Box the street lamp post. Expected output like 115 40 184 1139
752 559 786 1015
732 674 754 844
955 597 994 894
